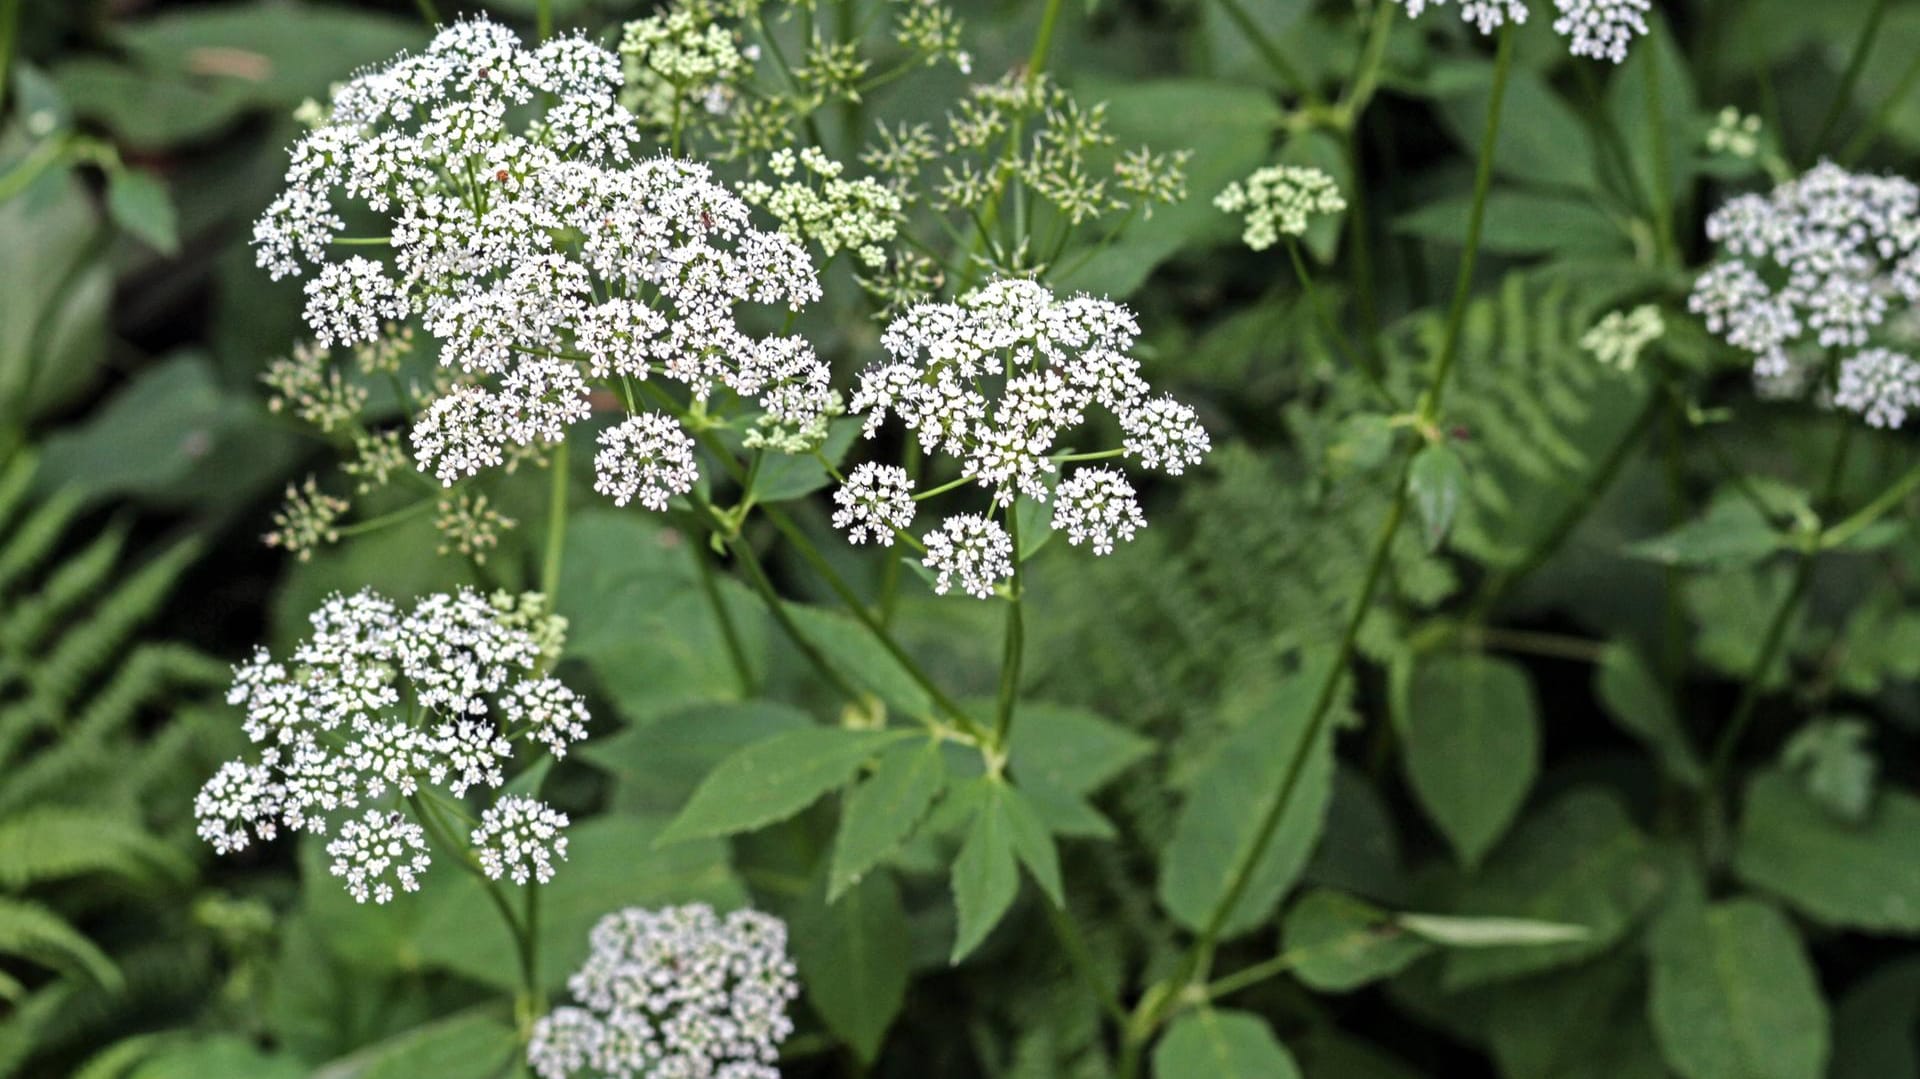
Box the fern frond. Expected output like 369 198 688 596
71 1033 175 1079
0 491 83 599
0 454 35 537
0 897 121 990
0 809 193 890
0 524 130 652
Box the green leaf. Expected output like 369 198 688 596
1831 956 1920 1079
790 870 910 1065
1440 788 1663 989
1484 953 1669 1079
415 816 744 992
0 158 108 422
1408 443 1467 551
578 701 812 816
1395 913 1588 948
120 1036 306 1079
660 728 913 845
1282 890 1431 992
1152 1009 1301 1079
105 168 178 255
1399 653 1539 867
1595 642 1704 788
0 897 120 989
1604 11 1698 217
1158 662 1336 939
1436 64 1596 190
1626 496 1782 568
1648 892 1828 1079
1000 783 1064 907
1394 190 1625 255
828 738 947 901
1780 717 1876 822
783 604 934 718
1329 414 1395 475
744 419 859 504
309 1010 518 1079
113 5 429 109
1007 703 1151 796
1735 769 1920 931
950 781 1019 963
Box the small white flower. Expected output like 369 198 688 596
1122 396 1211 475
923 514 1014 599
303 257 408 348
326 809 431 904
832 463 916 545
1396 0 1530 35
593 413 699 511
1581 305 1666 372
1551 0 1650 63
1052 468 1146 555
1835 348 1920 429
471 794 571 885
531 904 798 1078
194 761 281 855
505 677 591 758
1214 165 1346 250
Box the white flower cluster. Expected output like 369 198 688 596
1835 347 1920 429
741 146 902 268
1214 165 1346 251
1690 162 1920 426
1394 0 1649 62
193 588 587 902
528 904 798 1079
253 18 829 497
840 278 1207 596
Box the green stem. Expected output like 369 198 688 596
992 510 1025 751
1286 239 1393 407
1214 0 1320 105
1822 457 1920 549
1122 27 1517 1068
1841 48 1920 164
692 531 757 695
1046 901 1127 1025
336 495 438 537
536 0 552 40
541 441 568 599
1335 0 1397 121
762 506 992 745
1813 0 1891 157
412 0 440 28
408 795 537 1021
1708 419 1855 782
0 0 23 118
1643 43 1676 266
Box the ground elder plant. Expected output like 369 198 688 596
12 0 1920 1075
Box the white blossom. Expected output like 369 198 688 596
194 761 281 855
506 677 591 758
593 414 699 511
1052 468 1146 555
472 795 571 885
326 810 431 904
832 463 916 545
1551 0 1650 63
530 904 798 1079
1581 305 1666 372
923 514 1014 599
1122 396 1211 475
1214 165 1346 250
1835 348 1920 429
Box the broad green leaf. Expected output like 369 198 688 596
1648 892 1828 1079
105 168 178 254
310 1010 518 1079
1303 766 1405 905
578 700 811 815
1408 443 1468 551
1152 1009 1301 1079
744 420 859 504
1007 703 1151 796
1686 566 1801 689
1440 788 1663 989
1399 654 1539 867
660 728 912 845
784 604 934 719
114 6 429 108
950 781 1019 962
791 870 910 1065
1437 64 1596 190
1595 642 1704 788
416 816 744 992
120 1036 305 1079
1282 890 1430 992
1626 496 1781 568
828 739 947 900
0 154 108 422
1158 665 1336 939
1000 782 1064 907
1605 11 1699 217
1736 769 1920 931
1484 953 1669 1079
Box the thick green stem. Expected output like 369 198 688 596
1823 457 1920 549
992 510 1025 751
1813 0 1891 156
541 441 568 599
536 0 553 40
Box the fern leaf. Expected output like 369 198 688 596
0 897 121 990
0 809 192 890
0 524 129 652
0 491 82 598
24 536 202 725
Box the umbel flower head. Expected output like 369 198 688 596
1689 161 1920 427
839 277 1208 596
528 903 799 1079
193 589 587 902
253 17 830 500
1581 304 1665 372
1215 164 1346 251
1393 0 1650 62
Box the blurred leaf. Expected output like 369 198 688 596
1440 788 1663 989
1484 954 1668 1079
1595 642 1704 788
744 420 858 505
1736 768 1920 932
791 869 910 1064
579 700 811 816
1626 496 1782 568
1408 443 1467 551
1831 955 1920 1079
1000 781 1063 906
829 738 947 901
659 728 912 844
121 1036 305 1079
1282 890 1431 992
1152 1009 1300 1079
1781 717 1876 822
1158 661 1336 939
114 4 428 109
0 146 107 423
1647 890 1828 1079
105 169 178 255
1436 64 1596 190
1399 653 1539 867
416 815 745 992
1395 190 1624 255
310 1010 517 1079
51 60 254 150
1605 12 1699 218
783 602 935 719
